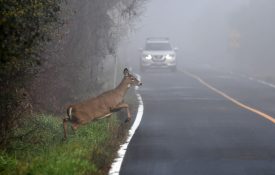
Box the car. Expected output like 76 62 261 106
140 37 177 72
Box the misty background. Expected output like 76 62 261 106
119 0 275 79
1 0 275 173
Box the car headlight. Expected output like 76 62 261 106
145 54 152 60
165 54 175 60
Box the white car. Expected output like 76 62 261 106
140 37 177 72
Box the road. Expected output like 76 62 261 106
120 67 275 175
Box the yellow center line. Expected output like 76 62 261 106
183 70 275 124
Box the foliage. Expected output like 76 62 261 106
0 0 63 147
28 0 147 114
0 114 129 175
0 0 145 169
0 0 63 79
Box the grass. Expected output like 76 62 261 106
0 113 129 175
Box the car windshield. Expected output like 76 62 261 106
145 42 172 51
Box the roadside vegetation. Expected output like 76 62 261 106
0 0 64 148
0 0 146 174
0 86 138 175
0 114 129 175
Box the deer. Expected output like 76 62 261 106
63 68 142 140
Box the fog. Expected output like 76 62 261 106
119 0 275 77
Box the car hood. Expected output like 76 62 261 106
142 50 175 55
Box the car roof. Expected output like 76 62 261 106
146 37 170 43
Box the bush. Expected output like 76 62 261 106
0 114 128 175
0 0 63 78
0 0 63 148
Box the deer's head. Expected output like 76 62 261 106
123 68 142 87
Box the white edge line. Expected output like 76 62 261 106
108 74 144 175
228 72 275 89
245 76 275 89
255 79 275 89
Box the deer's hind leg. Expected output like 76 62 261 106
63 118 68 140
70 114 81 134
71 122 79 134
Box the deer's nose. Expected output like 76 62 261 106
139 82 142 86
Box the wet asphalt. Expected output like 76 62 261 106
120 67 275 175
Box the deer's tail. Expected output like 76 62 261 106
66 106 73 120
63 106 73 140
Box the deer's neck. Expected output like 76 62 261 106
115 77 129 97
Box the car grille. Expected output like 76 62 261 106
152 55 165 62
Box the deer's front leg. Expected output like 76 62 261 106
111 103 131 123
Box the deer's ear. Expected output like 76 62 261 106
123 68 129 76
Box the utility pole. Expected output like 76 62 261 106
113 54 118 88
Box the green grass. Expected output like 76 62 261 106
0 114 128 175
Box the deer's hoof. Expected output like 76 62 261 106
62 137 67 142
125 118 131 123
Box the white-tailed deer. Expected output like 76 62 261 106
63 68 142 140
